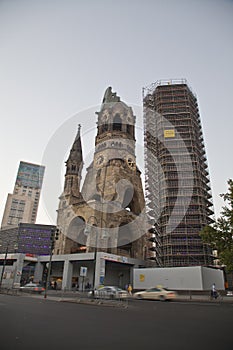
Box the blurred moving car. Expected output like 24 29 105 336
133 286 177 301
88 286 128 299
19 283 45 294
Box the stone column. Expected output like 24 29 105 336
94 253 106 287
62 259 73 290
98 256 106 286
34 261 44 284
12 253 25 288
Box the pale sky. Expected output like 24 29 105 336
0 0 232 225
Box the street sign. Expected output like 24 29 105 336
80 266 87 277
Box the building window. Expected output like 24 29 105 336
102 123 108 132
113 114 122 131
127 124 134 137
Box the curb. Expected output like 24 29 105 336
59 297 129 308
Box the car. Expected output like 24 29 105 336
88 286 128 299
19 283 45 294
133 286 177 301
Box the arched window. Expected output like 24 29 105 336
127 124 134 137
67 216 87 249
91 194 101 202
113 114 122 131
122 187 134 210
102 123 108 132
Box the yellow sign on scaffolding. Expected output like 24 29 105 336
164 129 175 138
139 274 145 282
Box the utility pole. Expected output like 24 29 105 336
44 227 59 299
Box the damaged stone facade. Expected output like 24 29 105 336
54 87 152 260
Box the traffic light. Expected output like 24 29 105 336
50 228 56 250
55 228 59 240
49 227 59 251
50 238 55 250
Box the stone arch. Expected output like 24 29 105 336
67 216 87 247
123 188 142 215
117 222 133 255
122 187 134 210
90 194 101 202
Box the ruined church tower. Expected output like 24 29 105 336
55 88 149 259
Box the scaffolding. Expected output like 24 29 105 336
143 80 214 267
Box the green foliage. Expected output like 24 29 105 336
200 179 233 272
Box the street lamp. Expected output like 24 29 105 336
84 221 98 297
11 243 19 289
84 218 109 296
44 227 59 299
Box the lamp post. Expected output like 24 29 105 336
84 220 98 297
44 227 59 299
92 232 97 297
0 242 9 289
86 221 109 296
11 243 19 289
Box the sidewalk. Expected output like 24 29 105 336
176 293 233 303
1 288 233 305
43 291 233 305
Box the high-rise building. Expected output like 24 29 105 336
143 79 214 267
1 161 45 228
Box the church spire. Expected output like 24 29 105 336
66 124 83 168
64 124 83 194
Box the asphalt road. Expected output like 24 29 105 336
0 294 232 350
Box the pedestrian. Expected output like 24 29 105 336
54 281 57 290
85 282 90 290
127 283 132 295
211 283 217 299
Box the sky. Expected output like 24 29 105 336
0 0 232 225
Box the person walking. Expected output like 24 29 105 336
127 283 132 295
211 283 217 299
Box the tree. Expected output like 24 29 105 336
200 179 233 272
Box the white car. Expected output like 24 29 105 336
133 286 177 301
19 283 45 294
88 286 128 299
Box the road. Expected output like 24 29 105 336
0 294 232 350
